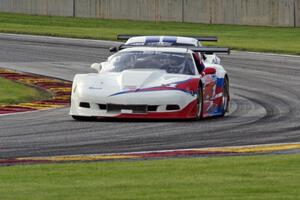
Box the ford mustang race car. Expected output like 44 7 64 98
70 44 230 120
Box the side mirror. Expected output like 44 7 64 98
109 46 118 53
202 67 216 75
91 63 102 73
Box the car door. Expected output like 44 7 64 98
193 53 218 115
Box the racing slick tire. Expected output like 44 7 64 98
221 77 230 117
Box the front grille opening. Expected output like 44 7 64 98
98 104 107 110
79 102 90 108
166 104 180 111
107 104 147 113
147 105 158 112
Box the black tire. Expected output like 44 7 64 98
195 86 203 120
72 115 96 121
221 77 230 116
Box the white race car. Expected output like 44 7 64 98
70 44 230 120
116 35 221 65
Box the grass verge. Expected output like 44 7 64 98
0 77 50 105
0 154 300 200
0 12 300 54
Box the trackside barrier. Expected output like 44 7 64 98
0 0 299 27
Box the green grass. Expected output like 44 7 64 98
0 154 300 200
0 77 50 105
1 12 300 200
0 12 300 54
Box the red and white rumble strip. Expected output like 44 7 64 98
1 142 300 165
0 68 71 115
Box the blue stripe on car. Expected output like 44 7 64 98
145 36 160 44
162 36 177 44
216 78 224 88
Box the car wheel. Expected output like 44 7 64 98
221 78 229 116
72 115 95 121
195 86 203 120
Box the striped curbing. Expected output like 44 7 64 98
1 142 300 165
0 68 71 115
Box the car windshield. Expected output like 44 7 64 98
104 51 196 75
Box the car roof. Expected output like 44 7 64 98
125 36 199 47
119 46 194 54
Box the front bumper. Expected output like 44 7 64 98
70 90 197 119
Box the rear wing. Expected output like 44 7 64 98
190 47 230 55
112 44 230 55
117 34 218 42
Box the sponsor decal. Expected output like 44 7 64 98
89 87 103 90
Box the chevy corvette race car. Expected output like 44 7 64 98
70 40 230 120
116 35 221 65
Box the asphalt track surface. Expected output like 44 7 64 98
0 34 299 159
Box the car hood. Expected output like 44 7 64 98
77 69 195 95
